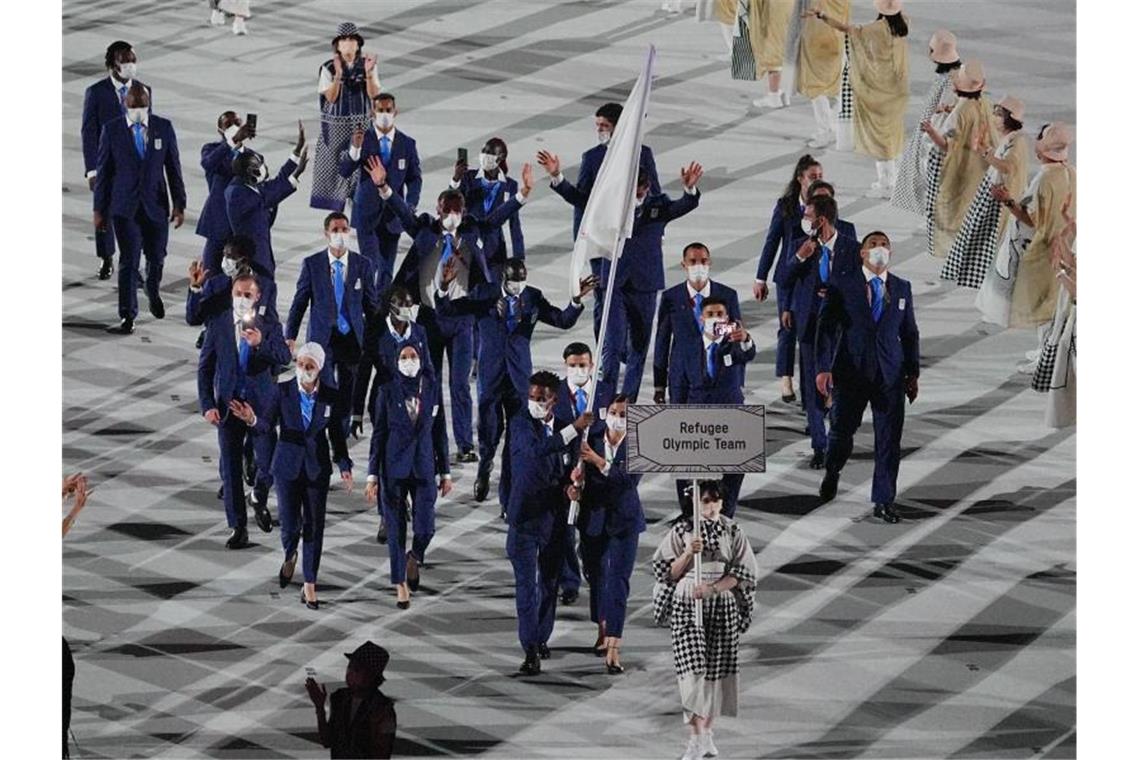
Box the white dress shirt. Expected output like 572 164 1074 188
348 126 398 162
328 248 350 290
600 432 626 477
686 280 711 301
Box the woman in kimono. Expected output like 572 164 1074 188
795 0 849 148
976 123 1076 343
891 29 961 216
311 22 381 212
808 0 909 197
921 60 996 259
941 96 1031 288
652 481 758 760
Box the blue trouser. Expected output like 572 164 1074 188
356 221 400 291
579 529 640 638
95 215 116 259
112 210 167 320
506 522 565 652
200 236 227 274
381 478 437 584
798 337 830 452
250 427 275 503
476 372 511 482
595 284 657 402
428 313 474 451
825 374 906 504
276 472 328 584
217 414 248 529
775 284 797 378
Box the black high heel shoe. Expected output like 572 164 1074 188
605 646 624 675
278 552 297 589
300 589 319 610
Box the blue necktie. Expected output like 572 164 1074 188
692 293 704 328
818 245 831 284
332 259 350 334
575 388 587 415
706 343 717 378
379 135 391 165
441 233 454 264
543 423 552 438
236 334 250 398
132 123 146 159
300 391 315 427
870 277 885 323
481 178 501 215
506 296 519 332
118 85 128 113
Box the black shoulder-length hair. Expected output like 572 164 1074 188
779 155 821 219
878 13 909 38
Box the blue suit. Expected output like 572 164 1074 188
387 191 524 453
196 142 269 272
197 304 291 530
93 114 186 320
777 232 861 452
286 250 379 437
254 379 352 583
456 169 525 278
368 372 450 583
577 432 645 638
652 280 742 400
224 158 298 278
816 270 920 505
81 77 151 260
352 317 434 427
438 283 583 502
339 128 422 289
555 143 660 241
186 272 280 327
505 410 577 654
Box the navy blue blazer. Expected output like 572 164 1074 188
671 336 756 405
197 142 271 240
352 318 435 420
755 200 858 284
553 378 615 439
81 77 151 176
339 128 422 234
556 143 660 240
507 411 575 535
253 379 352 482
456 169 525 265
367 373 449 481
652 280 741 391
93 115 187 223
224 160 298 274
579 432 645 538
437 283 583 393
777 233 862 342
186 272 279 326
196 306 291 416
285 250 378 350
815 270 921 388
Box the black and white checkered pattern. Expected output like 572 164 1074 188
924 147 945 257
941 174 1001 288
838 34 853 120
892 75 952 215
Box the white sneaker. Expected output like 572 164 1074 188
1017 359 1038 375
700 731 719 757
752 91 787 110
1025 349 1041 361
232 16 248 35
681 736 704 760
210 9 225 26
807 128 833 148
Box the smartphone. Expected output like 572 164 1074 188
713 321 736 338
457 147 468 164
246 113 258 134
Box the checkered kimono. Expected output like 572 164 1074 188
891 72 953 215
651 517 758 720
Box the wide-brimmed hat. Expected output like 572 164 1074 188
874 0 903 15
333 22 364 47
345 641 389 680
953 59 986 94
996 95 1025 123
1037 122 1073 162
928 29 958 64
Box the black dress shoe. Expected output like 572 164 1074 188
537 643 551 660
106 318 134 335
216 485 224 500
278 552 297 588
251 495 273 533
195 329 205 349
225 526 249 550
457 448 478 464
300 590 319 610
605 661 624 675
560 589 578 605
809 450 826 469
405 552 421 592
499 508 507 522
376 520 388 544
148 295 165 319
243 454 257 487
873 503 902 524
819 470 839 503
519 651 541 676
474 475 490 502
97 256 114 280
782 392 797 403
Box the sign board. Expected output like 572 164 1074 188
625 405 766 475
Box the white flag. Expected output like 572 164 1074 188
569 45 656 297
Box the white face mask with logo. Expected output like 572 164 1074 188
117 62 137 80
222 258 239 277
441 212 461 232
233 296 256 317
375 112 395 130
867 246 891 268
127 107 147 125
801 217 816 236
394 305 419 323
329 232 349 251
397 358 420 378
567 366 591 387
686 264 710 285
528 399 550 420
606 415 626 433
479 152 500 173
504 280 525 296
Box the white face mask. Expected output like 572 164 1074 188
567 366 591 387
233 295 256 316
528 399 550 420
606 415 627 433
597 130 611 145
117 62 137 80
375 112 395 130
867 246 891 268
479 152 499 172
223 124 241 142
398 358 420 378
299 368 319 385
221 258 239 277
801 217 816 236
686 264 710 284
329 232 349 251
504 280 525 296
127 107 147 125
441 212 461 232
257 164 270 183
394 305 418 322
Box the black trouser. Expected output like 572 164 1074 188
64 637 74 759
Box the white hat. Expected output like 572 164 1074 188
997 95 1026 123
928 30 958 64
875 0 903 15
295 342 326 370
1037 123 1073 162
953 59 986 94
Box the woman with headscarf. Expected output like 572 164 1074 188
891 29 962 215
922 60 997 259
976 123 1076 340
941 96 1032 288
312 22 381 212
795 0 848 148
366 344 452 609
652 480 758 760
808 0 909 197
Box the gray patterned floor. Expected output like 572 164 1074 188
62 1 1076 758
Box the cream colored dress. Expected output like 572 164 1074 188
847 18 909 160
748 0 796 77
795 0 849 98
930 96 997 258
